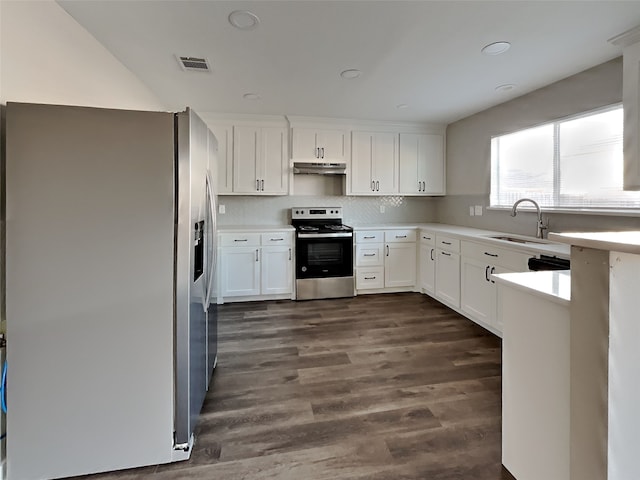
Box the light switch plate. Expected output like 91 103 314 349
474 205 483 216
218 204 226 214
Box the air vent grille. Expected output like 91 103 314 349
177 56 210 72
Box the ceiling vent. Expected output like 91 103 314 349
176 56 211 72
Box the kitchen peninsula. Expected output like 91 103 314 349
515 231 640 480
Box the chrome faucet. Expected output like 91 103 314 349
510 198 548 239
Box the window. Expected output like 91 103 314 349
491 105 640 210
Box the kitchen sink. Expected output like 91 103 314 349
487 235 548 245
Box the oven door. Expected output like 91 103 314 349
296 233 353 279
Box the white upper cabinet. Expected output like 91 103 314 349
291 128 348 162
350 131 398 195
233 125 288 195
208 124 233 194
399 133 445 195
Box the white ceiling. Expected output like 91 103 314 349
57 1 640 125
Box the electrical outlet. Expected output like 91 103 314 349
380 205 385 213
469 206 475 216
474 205 483 216
218 204 226 214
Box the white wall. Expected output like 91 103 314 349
0 0 168 326
438 57 640 235
0 0 165 110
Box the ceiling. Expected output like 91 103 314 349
57 1 640 125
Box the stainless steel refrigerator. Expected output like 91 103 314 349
5 102 218 479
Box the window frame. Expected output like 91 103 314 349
489 103 640 215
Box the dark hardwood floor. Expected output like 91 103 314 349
76 293 510 479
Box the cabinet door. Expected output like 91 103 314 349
209 124 233 194
291 128 319 160
351 131 375 194
421 134 445 195
317 129 347 161
220 247 260 297
384 242 416 288
399 133 445 195
233 126 259 193
435 249 460 308
261 246 293 295
419 243 436 295
460 256 494 327
260 127 288 194
373 132 398 194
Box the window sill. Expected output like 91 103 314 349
487 206 640 217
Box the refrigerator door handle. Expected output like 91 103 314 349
204 171 217 309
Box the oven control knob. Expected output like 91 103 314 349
301 266 307 272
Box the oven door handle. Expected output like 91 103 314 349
297 232 353 238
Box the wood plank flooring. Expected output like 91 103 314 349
74 293 510 480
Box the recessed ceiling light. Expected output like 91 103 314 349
482 41 511 55
396 104 409 109
340 69 362 79
243 93 261 100
495 84 516 93
228 10 260 30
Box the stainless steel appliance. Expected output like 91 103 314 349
5 103 218 480
292 207 354 300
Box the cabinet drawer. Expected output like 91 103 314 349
461 240 530 271
356 244 383 267
261 232 292 246
385 229 417 243
419 230 436 246
436 235 460 253
220 233 261 247
356 267 384 289
356 231 384 243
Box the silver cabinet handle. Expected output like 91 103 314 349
490 266 496 284
321 147 325 158
441 251 451 257
234 239 248 242
376 180 380 191
422 236 431 240
395 235 407 239
261 179 264 191
315 147 320 158
484 252 498 257
442 241 452 245
422 181 426 191
363 253 376 257
418 182 421 192
256 249 259 262
371 180 375 191
289 248 291 261
386 245 390 256
485 265 490 282
430 248 434 261
364 235 375 239
270 238 284 242
364 276 376 280
256 179 260 191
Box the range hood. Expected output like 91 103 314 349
293 162 347 175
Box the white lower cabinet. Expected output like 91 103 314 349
460 240 531 335
220 246 261 297
419 230 436 295
219 231 293 302
355 229 416 292
434 234 461 308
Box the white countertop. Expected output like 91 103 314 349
549 231 640 255
493 270 571 306
218 225 295 232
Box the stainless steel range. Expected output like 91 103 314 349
291 207 354 300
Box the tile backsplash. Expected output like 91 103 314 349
217 195 438 226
